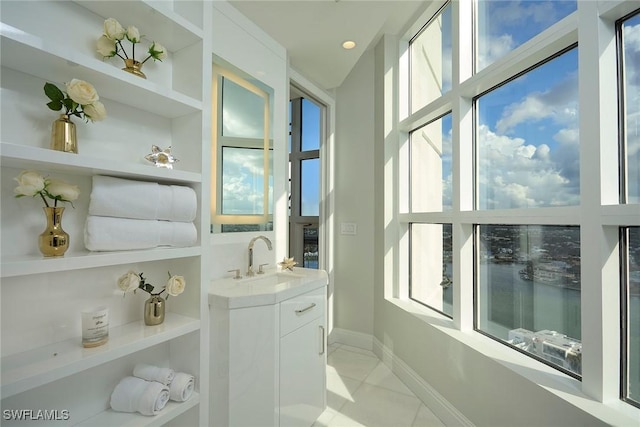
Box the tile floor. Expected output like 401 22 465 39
313 343 446 427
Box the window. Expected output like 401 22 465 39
476 225 581 376
620 11 640 203
401 0 640 406
410 1 452 113
410 223 453 317
289 95 323 269
623 227 640 406
476 47 579 210
411 113 452 212
620 9 640 408
476 0 576 72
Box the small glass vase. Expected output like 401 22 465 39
144 296 165 325
39 207 69 257
50 114 77 154
122 59 147 79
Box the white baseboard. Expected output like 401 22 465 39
328 327 374 351
329 328 473 427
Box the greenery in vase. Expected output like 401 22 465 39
117 270 186 299
44 79 106 122
97 18 167 65
14 170 80 208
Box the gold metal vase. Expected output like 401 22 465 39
122 59 147 79
144 296 165 325
39 207 69 257
50 114 77 154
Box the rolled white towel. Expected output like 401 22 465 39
84 216 197 251
169 372 195 402
137 380 170 416
89 176 197 222
133 363 175 386
110 376 169 416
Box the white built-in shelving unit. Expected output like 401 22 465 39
0 1 210 425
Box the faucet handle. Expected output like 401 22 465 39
228 269 242 279
258 263 269 274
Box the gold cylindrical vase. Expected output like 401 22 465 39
50 114 77 154
144 296 165 325
39 207 69 257
122 59 147 79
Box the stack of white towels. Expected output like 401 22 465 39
84 176 198 251
110 363 195 416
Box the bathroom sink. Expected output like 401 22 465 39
209 267 328 309
240 272 305 286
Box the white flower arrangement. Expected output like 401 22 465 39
97 18 167 65
44 79 106 122
14 170 80 208
117 270 186 299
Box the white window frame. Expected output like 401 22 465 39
385 0 640 416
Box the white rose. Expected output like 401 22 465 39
117 270 140 293
66 79 99 106
14 171 46 197
104 18 125 41
148 42 167 61
126 26 140 43
96 35 117 57
83 101 107 122
165 275 186 297
46 179 80 202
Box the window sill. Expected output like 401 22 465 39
386 296 640 425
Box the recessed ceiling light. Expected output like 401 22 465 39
342 40 356 50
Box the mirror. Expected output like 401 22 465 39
211 62 273 233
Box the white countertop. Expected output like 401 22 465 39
208 267 328 309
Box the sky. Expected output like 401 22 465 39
624 12 640 203
433 1 640 210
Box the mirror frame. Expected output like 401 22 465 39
211 63 272 229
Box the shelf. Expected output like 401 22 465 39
73 0 203 52
1 313 201 399
0 142 202 184
0 24 202 118
1 246 202 278
75 392 199 427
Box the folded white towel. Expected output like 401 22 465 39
110 376 170 416
133 363 175 386
169 372 195 402
89 176 197 222
84 216 197 251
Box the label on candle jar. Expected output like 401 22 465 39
82 306 109 348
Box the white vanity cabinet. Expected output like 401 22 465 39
209 268 328 427
279 288 326 426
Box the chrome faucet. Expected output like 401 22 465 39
247 235 272 276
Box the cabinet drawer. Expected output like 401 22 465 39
280 287 326 337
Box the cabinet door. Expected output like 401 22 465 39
279 316 326 427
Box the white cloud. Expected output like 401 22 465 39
623 22 640 201
222 106 263 139
490 1 561 28
221 149 268 214
496 72 578 134
478 124 579 209
478 34 515 70
477 1 575 69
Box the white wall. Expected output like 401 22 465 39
209 2 289 279
333 50 376 336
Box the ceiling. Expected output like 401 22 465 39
228 0 426 90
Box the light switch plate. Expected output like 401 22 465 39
341 222 357 235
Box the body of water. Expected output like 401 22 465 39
442 262 639 394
